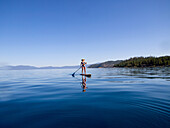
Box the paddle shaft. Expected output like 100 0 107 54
73 67 81 74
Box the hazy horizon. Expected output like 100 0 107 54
0 0 170 66
0 55 169 67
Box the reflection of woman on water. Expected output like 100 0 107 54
81 76 88 92
80 59 87 74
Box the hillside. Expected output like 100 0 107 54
88 60 122 68
114 56 170 67
88 56 170 68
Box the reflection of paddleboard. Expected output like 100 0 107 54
80 74 91 77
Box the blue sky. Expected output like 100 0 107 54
0 0 170 66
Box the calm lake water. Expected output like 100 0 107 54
0 68 170 128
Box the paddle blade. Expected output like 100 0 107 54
72 73 75 77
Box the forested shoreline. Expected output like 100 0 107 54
88 56 170 68
114 56 170 67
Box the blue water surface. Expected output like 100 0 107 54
0 68 170 128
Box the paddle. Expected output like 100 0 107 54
72 67 81 77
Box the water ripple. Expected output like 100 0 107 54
0 68 170 128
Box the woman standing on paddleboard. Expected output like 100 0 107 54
80 59 87 74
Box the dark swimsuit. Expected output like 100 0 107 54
81 62 86 67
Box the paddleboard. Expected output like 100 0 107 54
80 74 91 77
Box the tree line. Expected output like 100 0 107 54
114 56 170 67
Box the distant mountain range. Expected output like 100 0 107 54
0 64 91 70
0 65 80 70
88 60 122 68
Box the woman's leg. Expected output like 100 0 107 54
84 67 86 74
82 67 83 74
